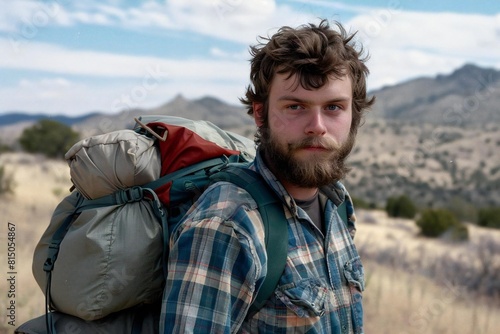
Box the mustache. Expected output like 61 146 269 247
288 137 339 151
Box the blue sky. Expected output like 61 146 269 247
1 0 499 116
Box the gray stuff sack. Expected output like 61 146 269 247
32 129 163 321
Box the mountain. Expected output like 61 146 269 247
368 64 500 126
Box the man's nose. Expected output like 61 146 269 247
304 110 327 136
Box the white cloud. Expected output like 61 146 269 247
347 11 500 90
19 77 72 89
0 1 77 34
0 1 168 34
0 38 247 81
350 11 499 58
146 0 316 44
209 47 248 60
71 11 113 26
0 77 86 113
0 0 318 44
23 79 72 99
288 0 380 15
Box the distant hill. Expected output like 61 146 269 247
0 112 101 127
369 63 500 126
73 94 253 138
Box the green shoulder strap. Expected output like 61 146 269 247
337 200 348 227
210 166 288 315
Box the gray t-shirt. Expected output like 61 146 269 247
295 192 324 233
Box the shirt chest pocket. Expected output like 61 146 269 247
344 256 365 292
275 278 329 318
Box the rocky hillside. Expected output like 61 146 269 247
344 118 500 209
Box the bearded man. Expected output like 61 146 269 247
161 19 375 334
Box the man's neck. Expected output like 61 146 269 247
278 178 319 201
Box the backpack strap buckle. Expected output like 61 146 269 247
117 186 144 204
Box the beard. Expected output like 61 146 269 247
259 127 355 188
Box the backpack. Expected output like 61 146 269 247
18 116 292 334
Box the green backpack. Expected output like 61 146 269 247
18 116 347 334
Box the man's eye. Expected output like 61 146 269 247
326 105 341 111
288 105 302 110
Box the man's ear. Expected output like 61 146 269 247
253 102 264 127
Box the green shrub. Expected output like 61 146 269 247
19 119 80 159
385 195 417 219
477 207 500 229
352 196 372 210
416 208 468 240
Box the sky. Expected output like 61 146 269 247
1 0 499 116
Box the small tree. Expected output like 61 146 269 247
19 119 80 158
416 208 469 241
385 195 417 219
477 207 500 229
352 196 372 210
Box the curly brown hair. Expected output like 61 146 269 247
240 19 375 143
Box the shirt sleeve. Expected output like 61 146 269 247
160 183 266 333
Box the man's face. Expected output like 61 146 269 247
254 72 355 188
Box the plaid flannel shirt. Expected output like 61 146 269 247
160 150 365 333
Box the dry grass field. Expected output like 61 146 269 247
356 210 500 334
1 152 499 334
0 153 72 334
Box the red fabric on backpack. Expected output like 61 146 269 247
146 122 240 205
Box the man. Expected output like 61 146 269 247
161 19 375 333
